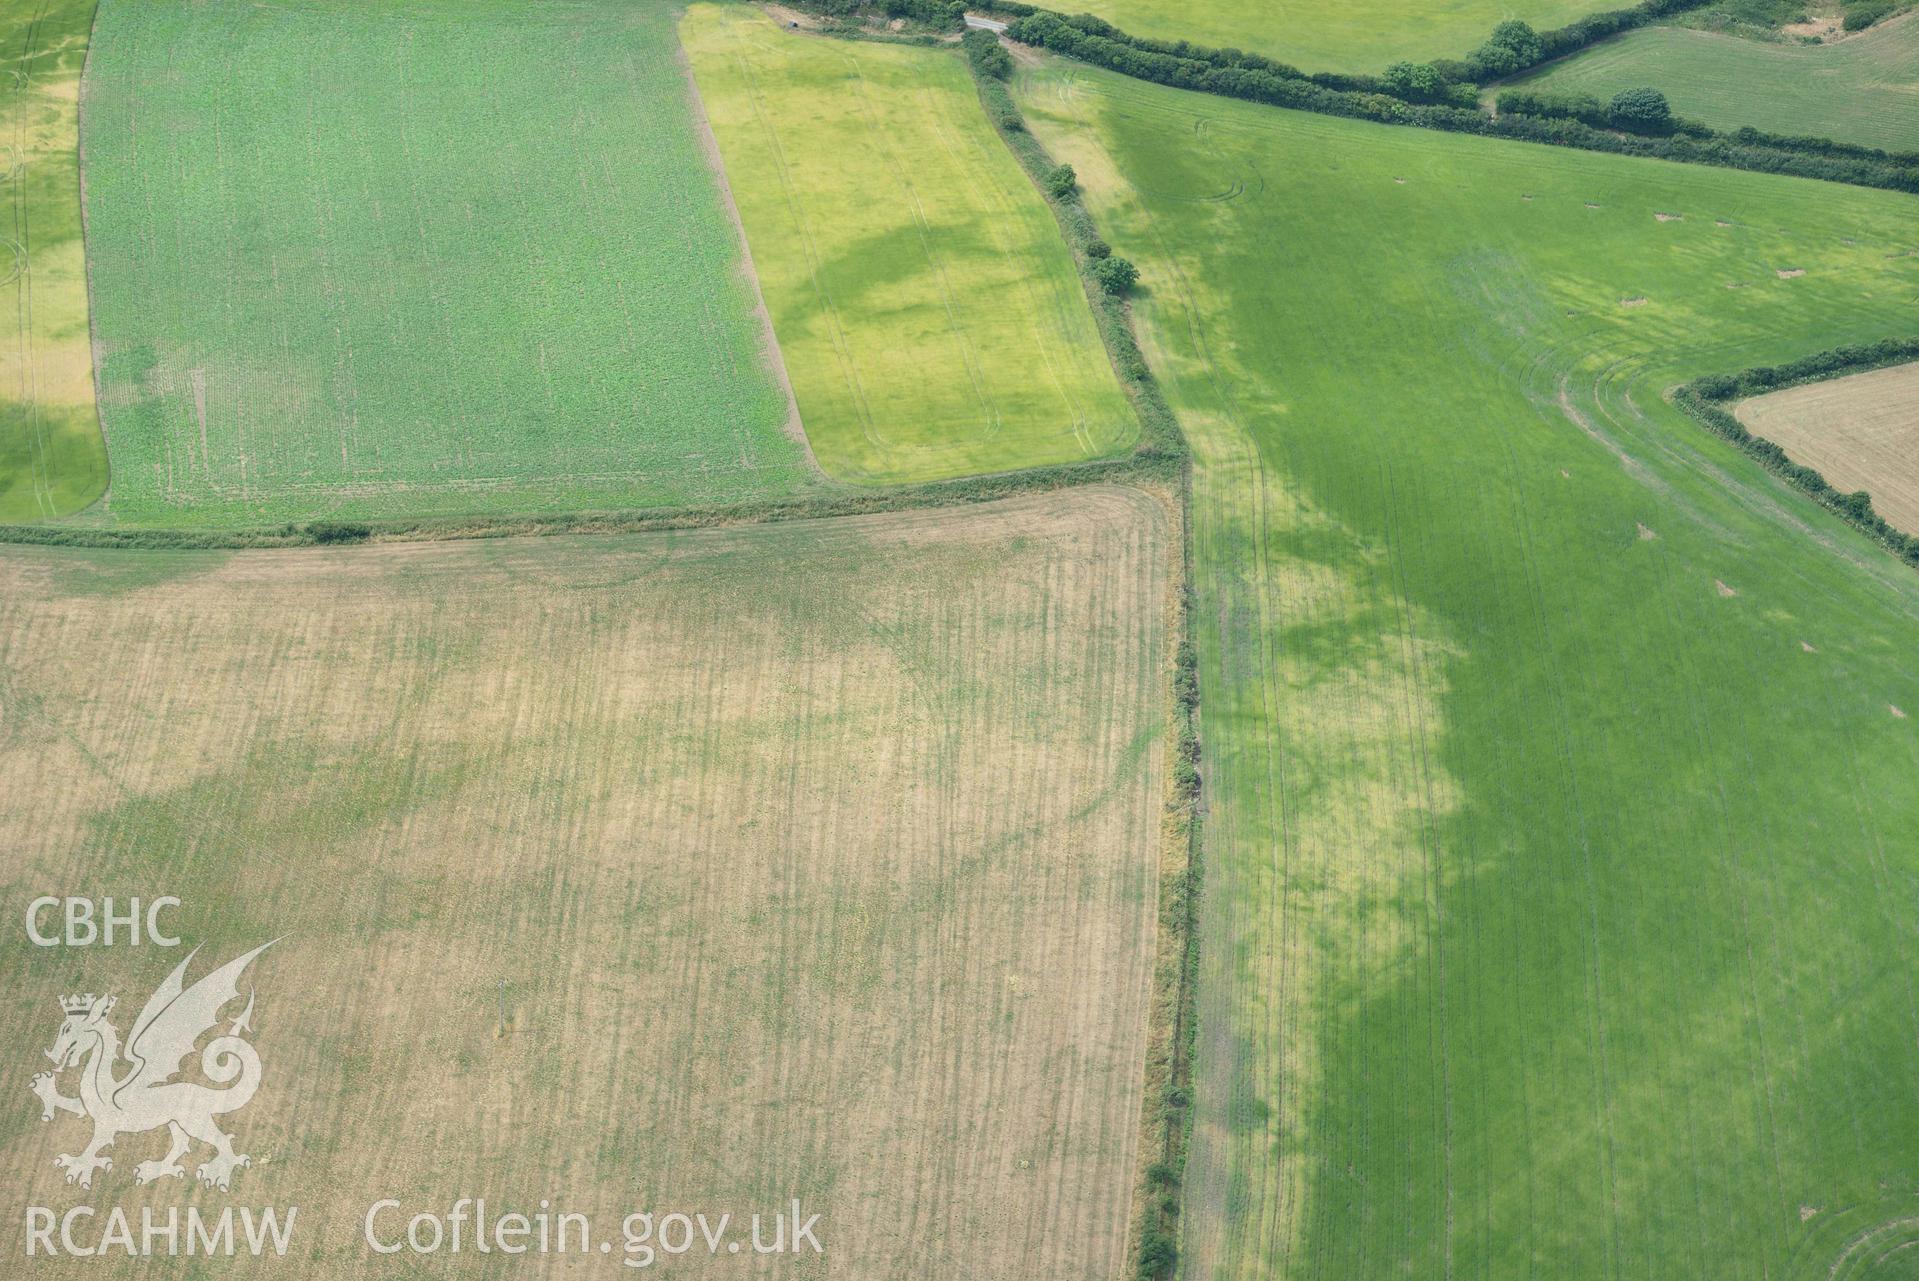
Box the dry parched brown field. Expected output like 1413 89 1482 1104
1736 361 1919 537
0 487 1172 1278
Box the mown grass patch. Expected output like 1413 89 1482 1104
0 0 107 522
684 3 1135 484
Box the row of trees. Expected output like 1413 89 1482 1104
807 0 970 28
1496 85 1678 132
961 23 1185 465
1496 87 1919 162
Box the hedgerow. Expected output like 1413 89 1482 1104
963 39 1202 1281
989 8 1919 192
961 27 1013 79
804 0 966 29
1673 338 1919 570
967 48 1187 462
1466 0 1715 79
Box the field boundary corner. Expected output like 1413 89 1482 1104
1673 337 1919 570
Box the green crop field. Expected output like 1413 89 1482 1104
683 4 1134 484
0 486 1172 1278
1055 0 1606 75
1019 59 1919 1280
1516 14 1919 152
1 0 106 522
76 0 815 528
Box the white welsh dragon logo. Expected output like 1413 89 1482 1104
29 941 275 1192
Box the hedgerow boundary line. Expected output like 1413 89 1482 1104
960 34 1185 466
0 452 1183 548
722 19 1204 1278
1673 337 1919 570
977 6 1918 193
959 31 1200 1281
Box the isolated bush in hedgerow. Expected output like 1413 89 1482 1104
1138 1227 1178 1276
1491 19 1544 59
1383 61 1444 101
1607 86 1672 132
961 28 1014 79
1045 163 1078 199
305 520 372 544
1095 255 1139 295
1844 0 1893 29
1468 19 1543 78
1085 237 1112 259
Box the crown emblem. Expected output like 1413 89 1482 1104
60 994 100 1015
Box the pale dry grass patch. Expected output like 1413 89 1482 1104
1736 361 1919 536
0 488 1172 1280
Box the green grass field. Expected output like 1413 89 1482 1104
1057 0 1607 75
1516 14 1919 152
1 0 106 522
0 487 1172 1278
76 0 814 528
1018 60 1919 1280
683 5 1134 484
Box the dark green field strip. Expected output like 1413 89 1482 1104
77 0 812 526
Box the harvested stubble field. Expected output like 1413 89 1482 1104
1 0 105 522
1017 59 1919 1281
0 486 1172 1278
1047 0 1608 74
1515 13 1919 153
684 4 1135 484
1736 360 1919 535
77 0 814 528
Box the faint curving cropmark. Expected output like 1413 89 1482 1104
1827 1216 1919 1280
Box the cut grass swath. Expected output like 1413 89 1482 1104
684 4 1136 485
0 0 106 522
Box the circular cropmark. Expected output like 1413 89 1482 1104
0 144 19 184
